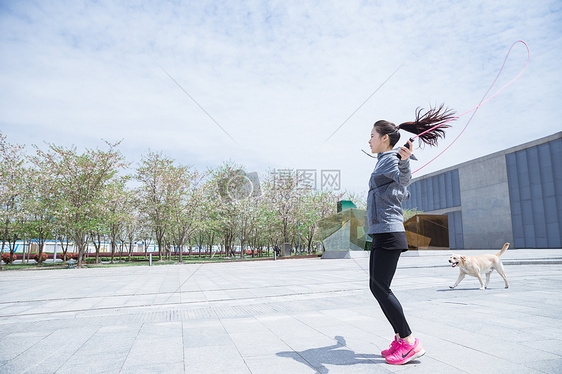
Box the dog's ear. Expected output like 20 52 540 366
460 256 467 264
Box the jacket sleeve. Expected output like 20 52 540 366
382 155 411 187
397 158 412 186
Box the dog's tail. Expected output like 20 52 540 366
496 243 509 257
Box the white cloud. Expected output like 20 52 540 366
1 0 561 195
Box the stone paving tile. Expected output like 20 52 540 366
244 352 319 374
120 360 185 374
0 326 99 374
120 323 183 373
519 338 562 356
390 356 468 374
229 330 292 358
220 317 269 335
183 324 231 347
0 250 561 373
414 331 547 374
279 344 383 374
531 358 562 374
184 345 251 374
0 330 52 362
0 303 38 317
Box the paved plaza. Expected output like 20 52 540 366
1 248 562 374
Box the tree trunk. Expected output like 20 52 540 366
240 238 246 257
8 235 16 264
2 219 9 258
77 243 86 267
60 237 69 262
110 240 116 264
20 238 26 264
207 232 215 258
92 233 101 264
128 242 133 261
37 228 45 264
156 235 163 261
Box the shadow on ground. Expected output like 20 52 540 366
276 335 396 373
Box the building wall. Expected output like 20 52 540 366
403 131 562 249
457 152 513 249
506 137 562 248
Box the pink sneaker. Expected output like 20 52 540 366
381 336 400 357
385 338 425 365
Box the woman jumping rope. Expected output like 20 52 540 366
367 104 454 365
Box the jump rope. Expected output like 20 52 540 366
354 40 530 280
364 40 530 175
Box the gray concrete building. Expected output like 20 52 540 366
403 131 562 249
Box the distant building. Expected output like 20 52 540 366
403 131 562 249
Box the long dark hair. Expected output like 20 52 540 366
374 104 455 147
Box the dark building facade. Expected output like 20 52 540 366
403 132 561 249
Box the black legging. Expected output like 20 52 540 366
369 244 412 338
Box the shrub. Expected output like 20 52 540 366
33 253 48 263
2 252 11 264
62 252 79 261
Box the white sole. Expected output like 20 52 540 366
405 348 426 364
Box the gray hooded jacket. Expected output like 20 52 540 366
366 149 412 235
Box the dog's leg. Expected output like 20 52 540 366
495 262 509 288
476 273 486 290
450 273 465 289
485 272 491 289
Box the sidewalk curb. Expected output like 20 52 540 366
400 259 562 269
503 259 562 265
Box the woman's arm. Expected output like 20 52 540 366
382 141 413 186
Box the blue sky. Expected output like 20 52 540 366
1 0 561 195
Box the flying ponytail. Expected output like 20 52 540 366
397 104 456 147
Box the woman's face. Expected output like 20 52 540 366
369 127 390 154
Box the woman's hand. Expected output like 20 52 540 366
398 140 413 160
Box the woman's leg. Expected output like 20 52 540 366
369 246 412 339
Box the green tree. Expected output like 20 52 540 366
136 151 190 261
263 169 303 250
36 142 126 266
0 132 27 265
256 176 284 254
194 176 222 258
169 167 205 262
123 198 141 261
297 190 340 253
136 212 154 259
210 162 257 257
104 177 132 263
20 161 56 264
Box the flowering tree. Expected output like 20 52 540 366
298 191 340 253
20 160 56 264
0 132 27 265
1 133 362 265
104 176 132 263
35 141 126 266
169 167 206 262
136 151 192 260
